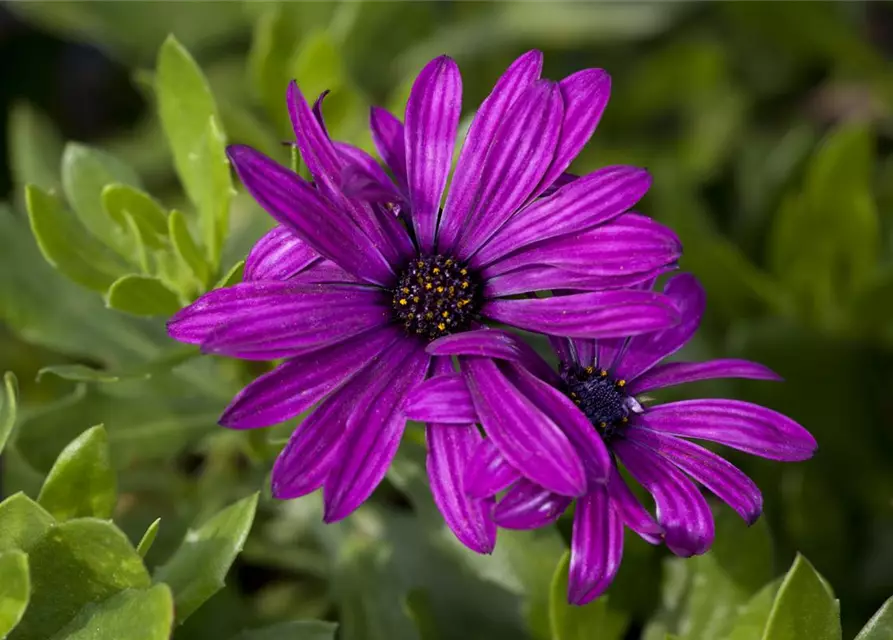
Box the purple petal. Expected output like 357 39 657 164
438 50 543 253
549 336 574 367
336 142 402 204
323 341 430 521
455 79 564 259
227 145 393 285
540 171 578 197
463 357 586 497
536 69 611 196
613 437 715 557
483 264 675 297
613 274 705 381
568 486 624 605
427 329 560 387
244 226 319 281
200 286 392 361
404 56 462 253
474 165 650 267
483 290 679 339
219 327 402 429
493 480 571 530
571 340 597 370
628 359 782 395
289 259 363 285
403 373 476 424
606 465 663 544
464 438 521 498
638 400 817 462
627 427 763 524
312 90 330 136
370 106 407 190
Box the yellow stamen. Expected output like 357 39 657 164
399 299 407 306
617 379 626 387
600 369 608 377
437 322 446 331
436 286 444 293
425 283 433 290
442 311 449 318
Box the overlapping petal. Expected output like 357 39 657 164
370 106 407 189
403 373 476 424
568 487 623 605
628 359 781 395
465 438 521 498
244 225 319 281
493 480 571 530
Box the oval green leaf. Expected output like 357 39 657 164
101 184 168 249
0 372 19 456
0 550 30 637
0 493 55 554
168 209 211 286
48 584 174 640
9 102 63 192
106 274 182 316
855 597 893 640
762 555 841 640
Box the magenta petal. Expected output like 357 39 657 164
438 50 543 253
336 141 402 204
606 466 663 544
568 486 623 605
323 342 430 522
627 427 763 524
483 290 679 339
244 226 319 281
289 259 363 286
464 438 521 498
639 400 817 462
628 359 782 395
463 357 586 497
312 90 330 136
613 437 714 557
483 264 674 298
404 56 462 253
455 79 564 259
493 480 571 530
403 373 476 424
571 339 597 370
370 106 408 190
219 327 402 429
227 144 393 285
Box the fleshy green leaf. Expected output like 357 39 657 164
0 550 30 637
0 493 55 554
549 551 628 640
136 519 161 559
25 185 126 292
168 209 211 286
36 346 199 385
106 274 182 316
37 425 117 521
48 585 174 640
156 36 232 270
0 372 19 456
8 102 64 192
724 580 782 640
101 184 168 250
229 620 338 640
761 555 841 640
153 493 259 624
11 518 150 640
854 597 893 640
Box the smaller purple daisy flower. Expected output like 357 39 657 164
405 273 817 604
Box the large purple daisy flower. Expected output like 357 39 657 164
405 273 817 599
167 51 684 552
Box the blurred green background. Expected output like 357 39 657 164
1 2 892 639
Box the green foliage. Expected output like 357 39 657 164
106 275 181 317
0 372 19 456
0 550 30 637
229 620 337 640
549 552 628 640
50 584 174 640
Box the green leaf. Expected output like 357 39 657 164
37 425 117 521
214 260 245 289
0 372 19 456
0 550 30 637
11 518 150 640
248 4 302 135
291 30 344 104
724 580 782 640
36 346 199 385
229 620 338 640
8 102 64 192
168 209 211 286
405 588 440 640
136 519 161 559
48 585 173 640
156 36 232 269
25 185 126 292
101 184 168 250
153 493 259 624
105 274 182 316
761 555 841 640
549 551 628 640
855 597 893 640
36 365 148 384
0 493 55 554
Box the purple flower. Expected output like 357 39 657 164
406 273 817 601
167 51 684 553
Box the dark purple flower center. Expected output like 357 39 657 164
563 367 629 440
391 254 480 340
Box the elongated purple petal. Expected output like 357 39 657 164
370 106 407 189
427 329 560 386
569 486 624 605
465 438 521 498
549 336 574 367
493 480 571 529
638 400 817 462
405 56 461 253
483 290 679 339
628 359 782 395
456 80 563 259
244 226 319 281
403 373 476 424
289 259 362 285
540 171 578 197
220 327 402 428
571 339 597 370
336 142 402 204
627 427 763 524
474 166 651 268
606 466 663 544
438 50 543 253
312 90 330 136
613 273 705 381
201 287 392 360
463 357 586 497
613 437 714 557
227 145 393 285
483 264 674 298
484 213 681 279
323 341 430 521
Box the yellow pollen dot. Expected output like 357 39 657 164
417 260 425 268
413 296 420 303
449 287 455 294
433 267 440 274
617 379 626 387
437 322 446 331
585 366 594 374
407 313 414 318
621 416 629 423
436 286 444 293
570 392 577 398
461 281 469 289
425 283 433 290
460 268 467 275
445 259 453 266
600 422 607 428
399 299 407 306
401 287 410 294
426 312 434 319
600 369 608 377
442 311 449 318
